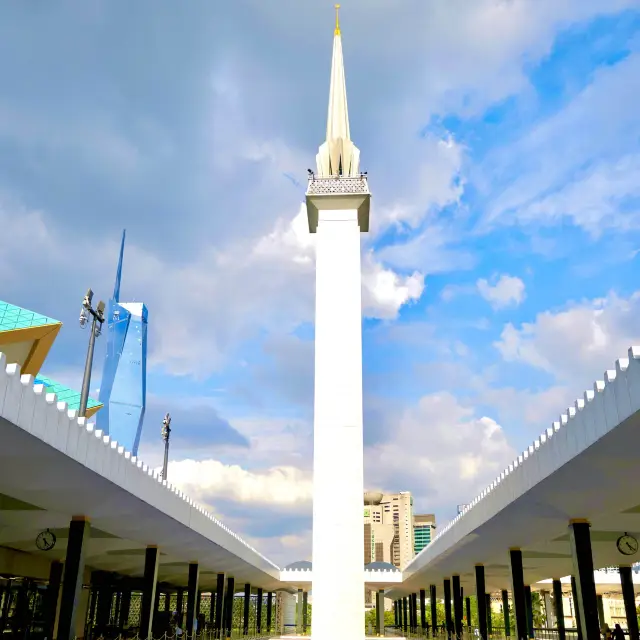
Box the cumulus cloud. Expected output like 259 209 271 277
0 197 422 378
167 459 312 507
365 392 516 517
494 290 640 382
477 274 526 309
361 252 424 319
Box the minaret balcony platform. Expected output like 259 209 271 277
305 173 371 233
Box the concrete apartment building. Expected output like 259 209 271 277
364 491 435 609
364 491 415 570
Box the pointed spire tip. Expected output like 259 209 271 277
334 4 341 36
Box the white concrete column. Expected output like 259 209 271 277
312 207 364 640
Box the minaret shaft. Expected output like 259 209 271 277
312 208 364 640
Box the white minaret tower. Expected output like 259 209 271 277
307 6 371 640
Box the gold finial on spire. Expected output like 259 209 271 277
334 4 341 36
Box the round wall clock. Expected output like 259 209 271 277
616 533 638 556
36 529 57 551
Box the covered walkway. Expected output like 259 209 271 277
0 352 285 640
388 347 640 640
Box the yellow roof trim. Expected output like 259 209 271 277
0 323 62 376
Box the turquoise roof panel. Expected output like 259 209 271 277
33 374 102 412
0 300 60 333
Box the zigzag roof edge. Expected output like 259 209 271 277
0 353 280 571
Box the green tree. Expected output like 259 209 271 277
364 608 395 631
531 592 546 628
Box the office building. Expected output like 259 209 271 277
96 230 148 456
413 513 436 555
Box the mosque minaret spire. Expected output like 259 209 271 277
306 6 371 640
315 3 361 178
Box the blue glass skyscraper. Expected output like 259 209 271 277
97 231 148 455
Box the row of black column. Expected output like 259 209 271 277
393 521 639 640
43 517 277 640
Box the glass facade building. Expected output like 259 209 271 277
413 514 436 555
96 231 148 455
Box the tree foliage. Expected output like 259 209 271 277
364 608 396 631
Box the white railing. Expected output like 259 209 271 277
306 174 369 196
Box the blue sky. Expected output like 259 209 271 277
1 0 640 566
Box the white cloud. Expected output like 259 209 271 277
494 290 640 382
480 50 640 235
167 459 312 507
376 222 476 275
366 392 516 515
361 251 424 320
477 274 526 309
0 197 423 377
372 135 466 233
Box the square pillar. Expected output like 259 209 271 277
569 521 599 640
509 549 527 640
444 579 452 640
524 586 533 638
486 593 493 635
452 576 463 640
543 590 554 628
186 563 200 636
502 589 511 637
596 595 605 629
224 577 235 638
95 587 112 634
256 587 263 634
214 574 225 638
420 589 427 631
571 576 583 640
430 585 438 636
139 546 159 639
475 565 488 640
119 589 131 630
403 596 408 633
411 592 417 631
176 588 184 627
243 584 252 636
43 561 63 640
296 588 303 634
85 586 97 636
303 591 308 634
552 579 566 640
57 518 91 640
266 592 273 633
466 597 471 629
209 590 216 627
378 590 385 636
620 566 639 640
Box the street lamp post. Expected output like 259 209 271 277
78 288 105 419
161 413 171 481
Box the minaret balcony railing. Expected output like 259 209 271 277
306 173 370 196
